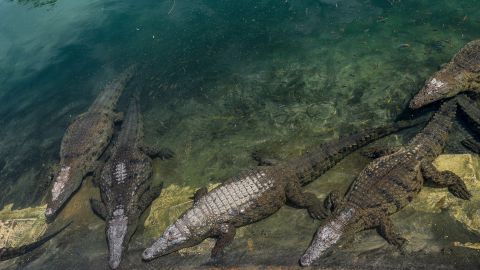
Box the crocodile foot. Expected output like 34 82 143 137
388 235 408 252
444 172 472 200
307 205 328 220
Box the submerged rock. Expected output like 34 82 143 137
0 204 48 249
412 154 480 235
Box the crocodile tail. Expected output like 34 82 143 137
408 97 458 157
0 221 72 261
294 117 426 185
116 95 141 147
90 65 137 112
457 94 480 134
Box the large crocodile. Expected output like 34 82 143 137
299 98 472 266
141 119 423 262
90 97 173 269
0 221 71 261
410 39 480 109
45 66 136 221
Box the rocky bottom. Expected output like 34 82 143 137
1 154 480 269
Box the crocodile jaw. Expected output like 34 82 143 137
142 222 199 261
410 77 455 109
45 166 72 221
300 208 355 266
107 210 128 269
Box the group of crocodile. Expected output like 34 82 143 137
143 39 480 267
3 40 480 268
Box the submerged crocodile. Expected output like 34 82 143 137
300 98 472 266
90 97 173 269
142 119 423 262
0 221 71 261
455 94 480 153
410 39 480 109
45 66 136 221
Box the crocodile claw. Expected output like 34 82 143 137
448 180 472 200
388 235 408 252
308 205 328 220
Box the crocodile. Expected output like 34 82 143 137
90 97 174 269
141 119 423 262
45 66 136 222
0 221 71 261
455 94 480 153
410 39 480 109
300 97 472 266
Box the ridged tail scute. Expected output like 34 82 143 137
457 94 480 133
295 118 425 185
408 97 458 158
300 208 356 266
90 65 137 113
116 96 141 148
0 221 72 261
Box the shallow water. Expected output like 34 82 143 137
1 0 480 269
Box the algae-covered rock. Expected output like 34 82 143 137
143 184 219 237
411 154 480 249
0 204 47 248
143 184 221 256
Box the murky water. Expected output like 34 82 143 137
1 0 480 269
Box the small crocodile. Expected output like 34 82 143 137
300 98 471 266
45 66 136 221
410 39 480 109
0 221 71 261
142 119 423 262
90 97 173 269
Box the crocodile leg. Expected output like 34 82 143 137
91 161 105 186
193 187 208 203
90 199 107 220
211 223 236 260
114 112 124 123
251 151 280 166
461 138 480 154
361 146 402 159
285 180 327 219
138 184 163 212
140 144 175 160
421 161 472 200
377 214 407 251
323 190 342 214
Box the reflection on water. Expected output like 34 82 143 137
0 0 480 269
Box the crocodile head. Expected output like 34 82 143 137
409 62 479 109
45 165 84 222
142 218 207 261
107 208 129 269
300 208 356 266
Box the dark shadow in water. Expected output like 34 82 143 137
9 0 57 8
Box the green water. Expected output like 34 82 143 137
1 0 480 269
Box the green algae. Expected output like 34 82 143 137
0 0 480 269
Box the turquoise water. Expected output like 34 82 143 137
1 0 480 269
